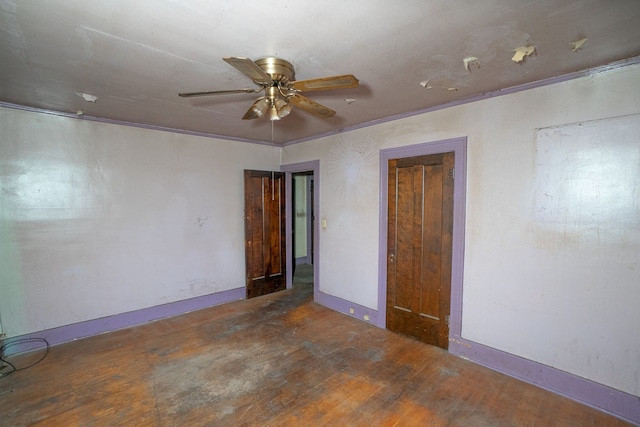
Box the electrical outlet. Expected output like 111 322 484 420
364 314 370 321
349 308 355 314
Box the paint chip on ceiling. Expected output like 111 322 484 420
571 38 588 52
511 45 536 63
76 92 98 102
463 56 480 72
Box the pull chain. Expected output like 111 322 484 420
271 121 275 201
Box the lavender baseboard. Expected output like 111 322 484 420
3 287 245 356
317 291 378 325
450 338 640 425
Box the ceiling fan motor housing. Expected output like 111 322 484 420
254 57 295 84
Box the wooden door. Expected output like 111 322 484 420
244 170 286 299
386 152 454 349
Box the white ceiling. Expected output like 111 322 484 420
2 0 640 145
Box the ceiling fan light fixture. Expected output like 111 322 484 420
274 98 292 119
269 104 280 121
251 97 270 117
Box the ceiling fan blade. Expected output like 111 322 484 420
288 94 336 118
290 74 359 92
179 88 259 98
223 57 272 84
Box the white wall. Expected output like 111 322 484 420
0 109 281 337
282 63 640 397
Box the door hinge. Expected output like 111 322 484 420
445 315 450 326
449 168 455 180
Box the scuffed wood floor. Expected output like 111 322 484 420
0 281 632 426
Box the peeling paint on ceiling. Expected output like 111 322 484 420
1 0 639 144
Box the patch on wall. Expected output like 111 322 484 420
532 113 640 248
327 131 380 205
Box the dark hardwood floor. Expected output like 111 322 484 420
0 275 631 426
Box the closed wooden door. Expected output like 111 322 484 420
244 170 286 299
386 152 454 349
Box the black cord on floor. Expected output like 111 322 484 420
0 338 50 380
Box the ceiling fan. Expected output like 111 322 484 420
179 57 359 121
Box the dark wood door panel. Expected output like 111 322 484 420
244 170 286 299
386 152 454 349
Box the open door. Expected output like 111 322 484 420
244 170 286 299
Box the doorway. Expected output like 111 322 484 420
282 160 320 302
292 172 314 289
